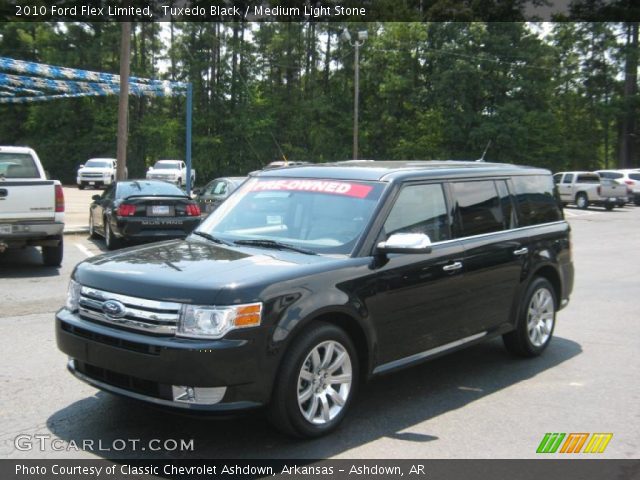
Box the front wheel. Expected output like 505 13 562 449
503 277 556 357
268 322 358 438
605 203 614 211
78 184 84 190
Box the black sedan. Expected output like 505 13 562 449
89 180 202 249
193 176 246 216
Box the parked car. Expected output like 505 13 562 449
58 161 573 437
146 160 195 187
553 171 627 210
194 176 246 215
77 158 118 190
88 180 201 250
0 146 64 266
595 169 640 206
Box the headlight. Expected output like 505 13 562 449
65 279 81 312
177 303 262 339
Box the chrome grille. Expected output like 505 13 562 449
78 286 181 335
80 173 104 178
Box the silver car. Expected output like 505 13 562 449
194 176 246 215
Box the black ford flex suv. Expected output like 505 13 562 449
57 161 574 437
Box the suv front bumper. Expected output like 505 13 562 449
56 308 269 411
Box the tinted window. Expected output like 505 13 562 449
553 173 562 184
511 175 562 226
599 171 623 179
0 153 39 178
85 160 113 168
153 162 181 169
576 174 600 183
451 181 504 237
384 184 450 242
117 181 186 198
496 180 517 230
207 181 227 195
629 173 640 181
562 174 574 184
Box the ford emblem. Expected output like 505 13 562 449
102 299 126 318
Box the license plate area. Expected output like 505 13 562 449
147 205 173 216
0 224 12 234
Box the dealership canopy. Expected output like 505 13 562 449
0 56 194 191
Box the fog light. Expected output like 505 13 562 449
171 386 226 405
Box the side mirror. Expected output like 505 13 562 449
192 188 201 195
147 167 152 171
78 164 84 169
376 233 432 255
91 194 102 202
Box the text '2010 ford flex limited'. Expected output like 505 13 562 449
56 161 574 437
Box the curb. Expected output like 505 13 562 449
64 226 89 235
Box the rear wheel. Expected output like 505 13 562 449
42 238 63 267
268 322 358 438
575 193 589 209
104 219 120 250
88 213 98 239
503 277 556 357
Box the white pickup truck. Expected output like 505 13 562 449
146 160 195 187
0 146 65 266
553 171 629 210
77 158 117 189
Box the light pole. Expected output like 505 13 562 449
342 29 368 160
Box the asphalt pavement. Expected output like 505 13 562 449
0 204 638 460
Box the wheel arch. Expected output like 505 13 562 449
531 264 562 305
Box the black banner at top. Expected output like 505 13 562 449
1 0 640 22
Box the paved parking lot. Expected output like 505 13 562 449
0 204 638 459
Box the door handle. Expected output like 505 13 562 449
513 247 529 256
443 261 463 272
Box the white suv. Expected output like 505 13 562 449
77 158 117 190
596 169 640 206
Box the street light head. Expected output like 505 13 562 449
341 29 352 43
358 30 368 41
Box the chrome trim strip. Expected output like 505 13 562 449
373 331 488 375
428 221 567 248
81 287 182 311
78 308 177 334
78 298 178 323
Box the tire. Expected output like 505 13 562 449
575 193 589 209
268 322 358 438
78 184 84 190
42 238 63 267
88 213 98 239
104 218 120 250
503 277 556 357
605 203 614 211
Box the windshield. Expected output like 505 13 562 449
118 181 186 198
153 162 180 169
85 160 112 168
196 177 385 255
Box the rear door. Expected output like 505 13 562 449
448 179 526 335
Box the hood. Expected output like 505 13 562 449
73 239 333 304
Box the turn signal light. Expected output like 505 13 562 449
234 303 262 327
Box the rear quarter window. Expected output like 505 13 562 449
511 175 562 226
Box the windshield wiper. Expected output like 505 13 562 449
191 231 233 246
234 239 317 255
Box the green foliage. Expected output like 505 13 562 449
0 21 637 185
